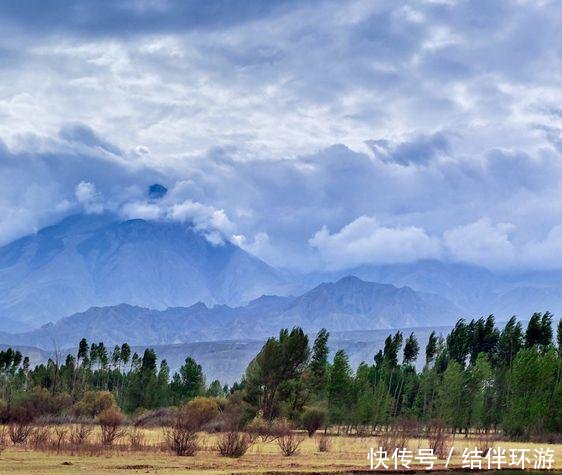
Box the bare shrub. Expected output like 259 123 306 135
473 434 494 457
301 407 326 437
8 422 33 445
98 407 125 445
317 434 331 452
275 421 303 457
356 425 371 436
164 406 199 456
128 428 147 451
427 419 452 459
217 431 254 458
247 416 287 443
131 408 174 428
247 415 270 441
379 418 418 452
53 426 68 452
219 391 250 432
277 431 304 456
70 423 93 446
30 426 51 449
0 425 7 453
164 426 198 456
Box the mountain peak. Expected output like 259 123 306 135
335 275 364 285
0 212 286 329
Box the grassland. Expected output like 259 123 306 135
0 426 560 475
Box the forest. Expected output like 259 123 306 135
0 312 560 442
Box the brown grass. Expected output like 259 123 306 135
317 434 331 452
0 424 559 475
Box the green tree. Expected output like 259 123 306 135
525 313 542 348
525 312 553 354
425 331 438 367
468 315 499 364
243 327 310 419
447 319 470 366
328 349 352 425
206 380 225 398
557 319 562 357
77 338 89 362
383 332 403 367
120 343 131 368
497 316 523 368
503 347 558 438
170 357 205 404
308 328 330 399
438 360 465 432
372 380 394 428
403 332 420 365
124 348 161 410
466 353 493 430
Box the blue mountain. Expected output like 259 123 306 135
0 276 461 348
0 213 287 330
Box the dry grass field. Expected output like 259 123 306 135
0 426 561 475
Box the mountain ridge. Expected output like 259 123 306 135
0 212 288 330
0 276 461 349
2 213 562 335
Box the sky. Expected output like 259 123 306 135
1 0 562 271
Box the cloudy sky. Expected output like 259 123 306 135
1 0 562 271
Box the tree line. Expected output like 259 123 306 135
0 312 560 440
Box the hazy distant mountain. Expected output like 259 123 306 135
303 260 562 320
1 209 561 336
0 276 461 349
0 212 287 330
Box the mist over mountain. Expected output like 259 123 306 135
0 212 287 330
1 212 562 337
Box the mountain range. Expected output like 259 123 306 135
0 275 460 349
303 261 562 320
0 212 288 331
1 207 562 341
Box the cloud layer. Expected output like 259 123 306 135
1 1 562 271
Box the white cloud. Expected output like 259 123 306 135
74 181 104 214
442 219 562 270
233 231 273 261
521 225 562 268
443 219 516 268
170 200 235 242
121 201 162 220
309 216 442 270
121 197 237 245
